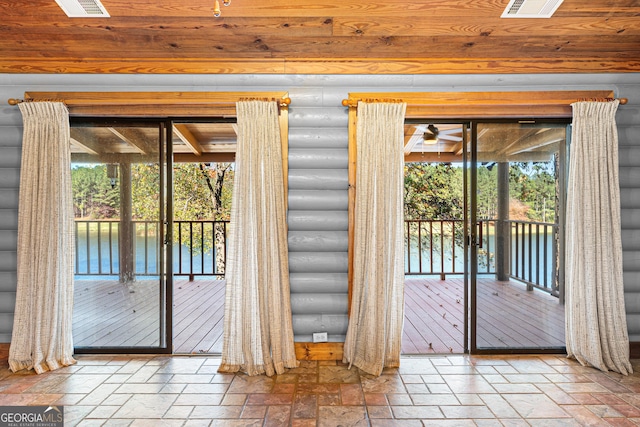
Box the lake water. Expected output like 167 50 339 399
406 231 556 286
75 230 221 278
76 224 555 287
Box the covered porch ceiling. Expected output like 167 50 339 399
69 120 564 164
404 122 565 163
70 122 238 163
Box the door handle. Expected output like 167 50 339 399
466 222 483 248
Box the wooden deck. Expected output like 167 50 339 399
73 277 565 354
403 277 565 353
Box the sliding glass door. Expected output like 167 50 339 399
469 120 569 352
71 119 171 353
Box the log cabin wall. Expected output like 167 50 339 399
619 80 640 344
0 73 639 347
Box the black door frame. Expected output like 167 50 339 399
468 118 570 355
71 117 173 355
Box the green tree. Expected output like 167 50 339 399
172 163 233 221
404 163 464 220
173 162 233 274
509 160 556 223
131 163 160 220
477 166 498 220
71 165 119 219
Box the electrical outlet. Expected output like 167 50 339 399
312 332 328 343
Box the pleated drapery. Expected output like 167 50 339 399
565 100 632 375
218 100 298 376
9 102 76 374
343 101 407 376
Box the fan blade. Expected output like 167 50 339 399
438 134 462 142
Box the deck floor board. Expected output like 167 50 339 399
73 276 565 353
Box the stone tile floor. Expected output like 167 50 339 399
2 354 640 426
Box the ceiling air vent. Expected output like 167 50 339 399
55 0 110 17
501 0 564 18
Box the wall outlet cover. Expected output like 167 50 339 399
312 332 328 343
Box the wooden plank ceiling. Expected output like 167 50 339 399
404 122 565 163
70 120 562 164
1 0 639 74
70 122 238 163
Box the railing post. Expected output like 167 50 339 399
496 162 510 282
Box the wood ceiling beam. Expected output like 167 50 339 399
70 128 109 154
2 58 638 74
71 153 158 164
477 152 554 162
71 152 236 163
108 128 154 154
404 125 423 154
404 151 555 164
507 129 566 156
404 152 462 163
70 139 100 156
173 124 204 156
174 152 235 163
492 129 538 155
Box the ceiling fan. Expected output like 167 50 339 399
416 124 462 142
404 124 463 154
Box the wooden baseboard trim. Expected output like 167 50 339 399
630 342 640 359
295 342 343 361
0 343 9 367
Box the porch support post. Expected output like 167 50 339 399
119 162 135 283
496 162 510 282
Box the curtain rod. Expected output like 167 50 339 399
8 97 292 107
239 97 291 107
576 97 627 104
341 97 628 108
8 98 65 105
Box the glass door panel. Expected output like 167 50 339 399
472 121 567 351
71 120 170 351
170 120 236 354
402 121 470 354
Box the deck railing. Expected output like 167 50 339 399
509 220 559 296
405 219 468 277
76 218 558 295
405 218 559 296
74 219 229 279
404 219 497 277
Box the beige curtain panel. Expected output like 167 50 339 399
565 100 632 375
218 100 298 376
9 102 76 374
343 101 407 376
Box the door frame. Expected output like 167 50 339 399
468 118 571 355
70 117 173 354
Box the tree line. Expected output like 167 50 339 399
404 160 557 223
71 163 234 221
72 159 557 224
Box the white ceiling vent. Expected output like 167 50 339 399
55 0 110 17
501 0 564 18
